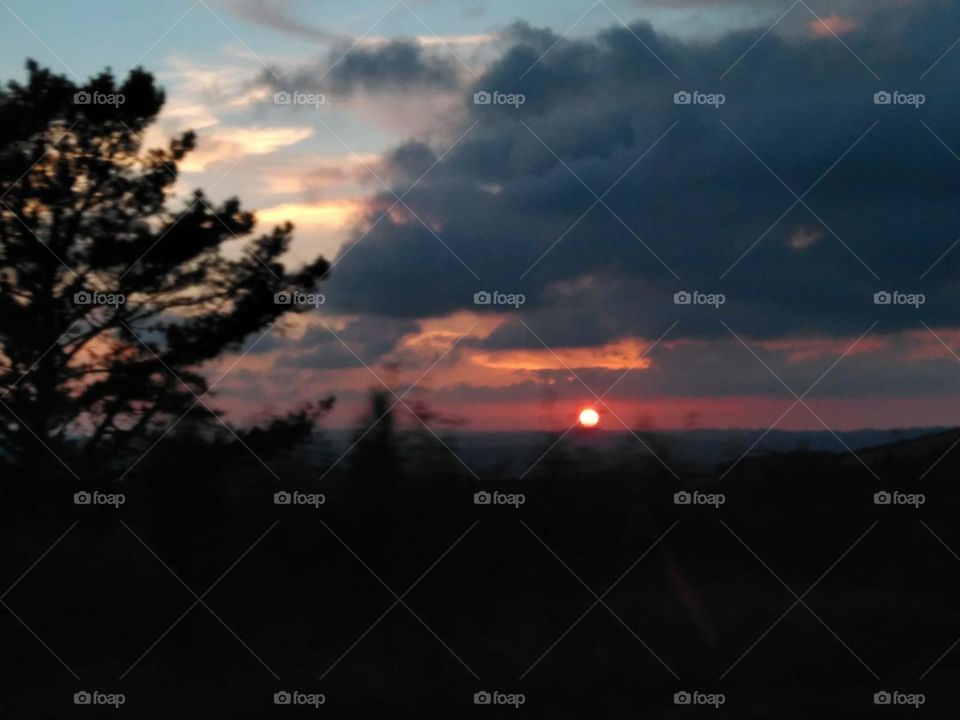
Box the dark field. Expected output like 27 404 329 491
3 429 959 718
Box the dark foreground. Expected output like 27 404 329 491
2 429 960 718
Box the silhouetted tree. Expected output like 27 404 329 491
350 390 401 493
0 61 329 484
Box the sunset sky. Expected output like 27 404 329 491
5 0 960 431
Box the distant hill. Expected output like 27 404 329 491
300 427 952 476
852 427 960 467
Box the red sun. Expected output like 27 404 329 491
578 408 600 428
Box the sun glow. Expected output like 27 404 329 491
578 408 600 428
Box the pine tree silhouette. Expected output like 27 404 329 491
0 61 329 486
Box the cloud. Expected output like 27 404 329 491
157 102 220 132
808 14 858 37
472 338 655 371
412 33 497 48
180 126 313 172
215 0 346 44
211 319 960 429
258 153 381 198
625 0 914 11
150 57 318 176
786 226 822 251
276 316 421 370
219 0 498 48
258 39 473 134
256 199 363 230
266 38 463 96
184 0 960 428
319 1 960 350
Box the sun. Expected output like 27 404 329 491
578 408 600 428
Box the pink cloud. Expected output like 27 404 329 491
809 14 857 37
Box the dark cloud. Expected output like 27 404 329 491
265 39 461 97
275 316 421 370
621 0 919 20
322 1 960 348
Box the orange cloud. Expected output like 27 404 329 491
256 199 363 229
809 14 857 37
180 126 314 172
473 338 655 372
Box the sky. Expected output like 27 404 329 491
4 0 960 432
